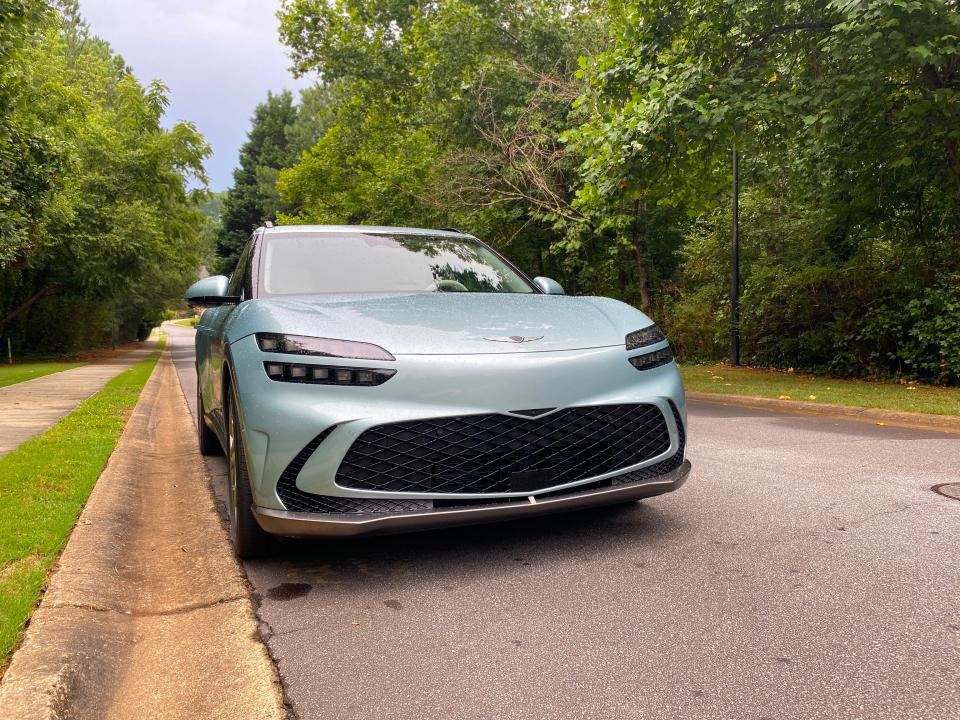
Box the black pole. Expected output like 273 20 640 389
731 144 740 366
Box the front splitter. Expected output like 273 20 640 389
253 460 691 538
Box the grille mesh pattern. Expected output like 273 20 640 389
277 427 434 513
335 403 671 494
277 403 686 513
612 400 686 483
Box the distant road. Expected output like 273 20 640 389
165 323 960 720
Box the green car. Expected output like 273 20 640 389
186 225 690 557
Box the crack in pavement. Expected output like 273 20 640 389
46 594 249 618
838 503 917 531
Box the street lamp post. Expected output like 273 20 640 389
731 144 741 367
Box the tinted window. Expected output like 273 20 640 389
227 240 253 298
261 233 534 295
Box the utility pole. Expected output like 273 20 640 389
731 144 741 367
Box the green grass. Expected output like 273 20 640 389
167 316 198 327
680 363 960 416
0 361 85 389
0 337 165 665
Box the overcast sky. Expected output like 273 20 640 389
79 0 314 191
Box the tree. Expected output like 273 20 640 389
270 0 960 380
215 91 303 272
0 4 210 353
276 0 604 291
573 0 960 377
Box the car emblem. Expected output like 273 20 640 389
483 335 544 343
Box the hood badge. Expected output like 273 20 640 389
483 335 544 344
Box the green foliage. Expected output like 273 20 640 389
274 0 605 290
574 0 960 380
256 0 960 382
0 5 209 354
215 89 326 272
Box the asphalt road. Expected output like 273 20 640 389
165 324 960 720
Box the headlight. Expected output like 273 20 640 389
625 324 666 350
256 333 395 361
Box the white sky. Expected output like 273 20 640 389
79 0 315 190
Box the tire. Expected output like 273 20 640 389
226 384 272 558
196 381 222 456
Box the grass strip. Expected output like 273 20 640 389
0 362 86 389
681 363 960 416
0 336 165 665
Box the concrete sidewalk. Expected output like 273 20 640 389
0 340 157 457
0 350 286 720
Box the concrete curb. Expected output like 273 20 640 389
687 391 960 434
0 350 286 719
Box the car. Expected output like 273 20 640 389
185 225 690 557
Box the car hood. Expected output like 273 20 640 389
227 293 652 355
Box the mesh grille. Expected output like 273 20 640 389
276 427 434 513
287 494 431 514
611 400 686 483
336 403 672 494
276 403 686 513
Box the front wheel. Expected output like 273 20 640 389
226 385 272 558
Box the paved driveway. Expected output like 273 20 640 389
165 324 960 720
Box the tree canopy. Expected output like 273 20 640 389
218 0 960 382
0 2 209 354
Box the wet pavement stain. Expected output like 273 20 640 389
384 599 402 611
265 582 312 601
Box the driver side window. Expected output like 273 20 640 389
227 240 253 299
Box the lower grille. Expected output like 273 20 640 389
275 402 686 514
286 495 432 514
336 403 672 494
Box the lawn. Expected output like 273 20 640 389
680 364 960 417
0 337 165 666
0 361 85 389
167 316 198 327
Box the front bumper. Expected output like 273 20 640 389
252 460 691 538
230 335 686 510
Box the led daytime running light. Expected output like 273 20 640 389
263 362 396 386
628 347 674 371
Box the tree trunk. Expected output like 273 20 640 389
629 199 652 310
921 63 960 203
632 245 651 310
0 284 62 330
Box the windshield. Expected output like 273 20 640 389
260 233 535 296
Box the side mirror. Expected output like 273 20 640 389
185 275 239 308
533 276 565 295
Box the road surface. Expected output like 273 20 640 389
165 324 960 720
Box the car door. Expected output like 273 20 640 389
200 237 256 436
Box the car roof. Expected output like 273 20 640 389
258 224 474 239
